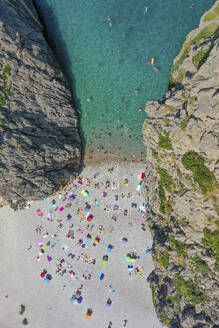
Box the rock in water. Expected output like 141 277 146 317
143 1 219 327
0 0 81 204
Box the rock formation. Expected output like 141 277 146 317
0 0 81 207
143 2 219 327
143 1 219 328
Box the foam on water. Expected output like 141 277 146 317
36 0 215 161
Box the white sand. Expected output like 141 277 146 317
0 162 166 328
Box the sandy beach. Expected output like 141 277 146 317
0 162 166 328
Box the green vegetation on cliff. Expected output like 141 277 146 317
151 147 159 161
180 115 192 131
191 256 212 275
192 45 213 68
160 251 169 268
157 167 173 214
170 22 218 87
1 64 11 80
173 274 209 304
203 3 219 22
0 63 13 107
191 22 218 45
202 228 219 271
182 151 218 194
170 235 188 258
157 167 173 192
158 130 172 150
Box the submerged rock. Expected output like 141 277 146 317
143 2 219 327
0 0 81 205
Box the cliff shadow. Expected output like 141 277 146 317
33 0 85 170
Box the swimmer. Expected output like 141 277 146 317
144 7 148 14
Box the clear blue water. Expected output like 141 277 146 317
36 0 215 161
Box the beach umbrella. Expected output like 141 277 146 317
97 272 104 280
46 273 52 280
40 272 45 278
87 214 94 222
107 244 113 252
76 290 81 299
103 255 108 261
81 190 88 197
77 296 83 304
86 309 92 319
43 277 50 285
125 256 131 262
106 298 112 308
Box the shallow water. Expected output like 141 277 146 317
36 0 215 160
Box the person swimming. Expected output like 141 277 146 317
144 7 148 14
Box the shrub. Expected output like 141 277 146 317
151 285 157 296
182 151 204 170
2 84 13 97
0 92 6 106
1 64 11 80
181 151 217 194
158 131 172 150
158 182 166 214
151 148 159 161
172 41 191 73
192 46 213 68
160 251 169 268
176 69 186 83
191 23 218 45
157 167 173 214
191 256 211 275
167 293 181 304
173 274 209 304
163 105 176 113
180 115 192 131
193 165 216 194
203 4 219 22
171 22 217 75
157 167 173 192
170 235 188 257
202 228 219 271
163 117 170 125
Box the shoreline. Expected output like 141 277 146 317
84 151 146 166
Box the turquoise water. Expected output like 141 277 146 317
36 0 215 160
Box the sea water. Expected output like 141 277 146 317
35 0 215 161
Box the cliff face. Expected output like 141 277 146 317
143 2 219 328
0 0 81 206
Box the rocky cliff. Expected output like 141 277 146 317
143 2 219 328
0 0 81 207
